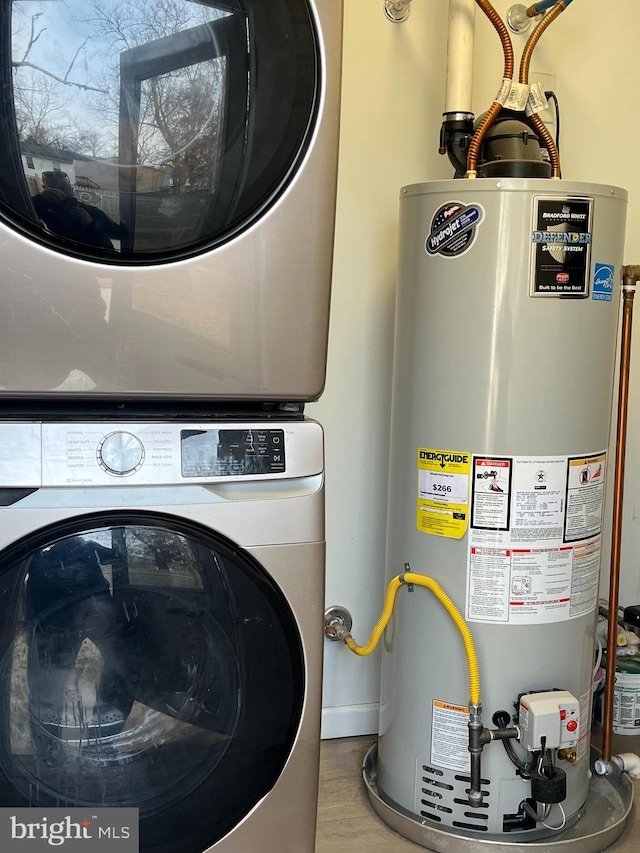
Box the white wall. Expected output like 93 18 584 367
310 0 640 739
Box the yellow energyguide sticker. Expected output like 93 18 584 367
417 447 471 539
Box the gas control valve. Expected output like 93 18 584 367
519 690 580 751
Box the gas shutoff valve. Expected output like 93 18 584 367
519 691 580 751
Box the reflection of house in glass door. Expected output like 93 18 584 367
19 140 75 195
74 159 165 222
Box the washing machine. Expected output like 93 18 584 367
0 416 324 852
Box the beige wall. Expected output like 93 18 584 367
311 0 640 738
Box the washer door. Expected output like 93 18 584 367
0 512 305 852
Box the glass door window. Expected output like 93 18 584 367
0 0 319 263
0 513 304 852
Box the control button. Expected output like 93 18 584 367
98 431 145 476
566 720 578 732
268 431 283 448
560 710 567 721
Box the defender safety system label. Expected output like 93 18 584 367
417 448 470 539
425 202 484 258
466 452 606 625
530 197 593 296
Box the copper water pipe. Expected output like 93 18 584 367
466 0 514 176
529 112 561 178
602 266 639 762
519 1 566 85
519 1 569 178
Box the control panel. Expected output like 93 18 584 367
30 421 323 488
519 690 580 751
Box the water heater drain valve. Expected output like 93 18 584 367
519 691 580 751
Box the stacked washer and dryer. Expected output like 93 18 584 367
0 1 342 851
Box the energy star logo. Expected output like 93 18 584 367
592 263 615 302
1 809 138 851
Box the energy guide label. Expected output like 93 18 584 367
466 452 606 625
417 448 470 539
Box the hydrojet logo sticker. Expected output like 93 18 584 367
592 263 615 302
426 201 485 258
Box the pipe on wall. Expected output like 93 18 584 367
444 0 477 114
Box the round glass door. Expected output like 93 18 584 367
0 0 320 263
0 512 304 852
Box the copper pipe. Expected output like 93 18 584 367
528 112 561 178
602 267 639 762
466 0 514 175
519 2 568 178
519 2 567 84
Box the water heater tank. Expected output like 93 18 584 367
376 179 627 843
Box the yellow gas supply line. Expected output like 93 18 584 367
343 570 480 707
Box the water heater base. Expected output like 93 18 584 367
363 743 633 853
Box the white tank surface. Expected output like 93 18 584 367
378 179 627 841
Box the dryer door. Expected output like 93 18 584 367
2 0 320 263
0 512 305 852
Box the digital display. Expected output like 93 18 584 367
181 429 285 477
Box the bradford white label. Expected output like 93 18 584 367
530 197 593 296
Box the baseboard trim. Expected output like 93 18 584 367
321 702 379 739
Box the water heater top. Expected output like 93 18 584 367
400 178 628 203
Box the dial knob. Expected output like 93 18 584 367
98 431 145 476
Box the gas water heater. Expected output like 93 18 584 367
368 178 629 847
324 1 636 850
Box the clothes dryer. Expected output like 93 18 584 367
0 417 324 852
0 0 341 401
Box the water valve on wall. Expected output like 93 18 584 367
384 0 412 23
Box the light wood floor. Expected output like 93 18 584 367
316 733 640 853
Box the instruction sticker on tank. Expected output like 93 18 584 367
417 448 470 539
466 452 606 624
425 201 485 258
530 197 593 296
431 701 470 772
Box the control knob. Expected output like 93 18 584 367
98 431 145 476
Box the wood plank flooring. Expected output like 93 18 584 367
316 734 640 853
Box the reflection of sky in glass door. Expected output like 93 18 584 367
12 0 228 162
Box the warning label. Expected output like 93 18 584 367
565 453 606 542
418 448 470 539
431 700 470 772
466 452 606 624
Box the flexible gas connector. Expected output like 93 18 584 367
343 570 480 707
